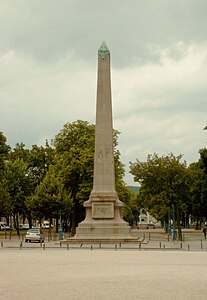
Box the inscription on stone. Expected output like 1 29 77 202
92 202 114 219
97 149 110 161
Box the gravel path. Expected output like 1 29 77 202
1 249 207 299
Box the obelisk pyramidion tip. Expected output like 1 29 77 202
99 41 109 51
98 41 110 59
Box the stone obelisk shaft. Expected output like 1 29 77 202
91 41 116 198
74 42 132 239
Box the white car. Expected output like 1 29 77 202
0 222 11 231
25 229 45 243
42 221 53 229
19 224 29 230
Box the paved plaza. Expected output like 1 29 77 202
1 244 207 300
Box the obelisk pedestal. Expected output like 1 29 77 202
73 42 133 240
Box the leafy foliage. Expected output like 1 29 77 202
26 165 72 222
54 120 127 234
130 153 190 239
0 132 10 175
188 149 207 228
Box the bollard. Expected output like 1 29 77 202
167 235 169 242
115 244 117 251
1 241 3 247
20 241 22 250
182 234 185 242
119 242 121 248
149 232 151 240
139 242 141 251
188 245 190 251
43 244 46 250
180 242 182 249
159 242 161 248
201 240 203 250
60 242 62 248
40 241 42 248
163 245 165 250
67 244 69 250
91 245 93 251
99 242 101 248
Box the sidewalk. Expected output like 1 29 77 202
1 237 207 252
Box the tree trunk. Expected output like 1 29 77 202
55 217 59 233
28 211 32 229
164 214 168 233
13 215 16 229
49 216 52 240
176 205 182 240
16 214 20 236
71 211 76 236
196 216 200 230
71 195 80 236
69 213 72 235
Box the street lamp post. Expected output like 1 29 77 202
168 211 171 237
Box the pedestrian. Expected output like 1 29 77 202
203 227 206 239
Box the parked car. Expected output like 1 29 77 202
0 222 11 231
146 223 156 229
137 222 156 229
42 221 53 229
32 225 40 229
25 228 45 243
19 224 29 230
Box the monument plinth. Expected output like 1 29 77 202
73 42 133 240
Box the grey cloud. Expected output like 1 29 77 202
1 0 207 185
1 1 207 67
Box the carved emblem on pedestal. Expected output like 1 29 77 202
92 202 114 219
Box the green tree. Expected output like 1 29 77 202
0 132 10 176
27 165 72 232
199 148 207 222
0 132 11 221
54 120 95 235
120 186 140 226
0 180 12 221
54 120 126 235
188 162 204 229
130 153 190 240
4 158 31 234
9 143 29 162
188 149 207 228
7 141 55 228
27 140 55 189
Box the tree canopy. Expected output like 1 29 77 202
2 120 207 238
0 120 132 236
130 153 190 239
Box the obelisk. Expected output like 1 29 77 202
74 42 132 239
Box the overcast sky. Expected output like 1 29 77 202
1 0 207 185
